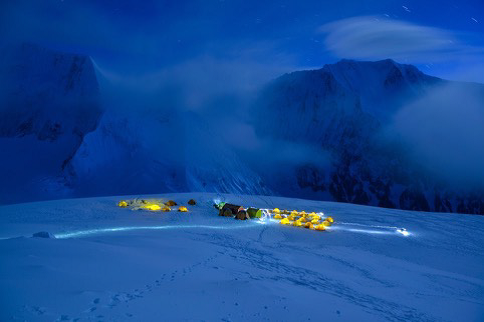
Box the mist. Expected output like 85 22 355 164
389 82 484 188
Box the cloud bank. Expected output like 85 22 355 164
390 82 484 187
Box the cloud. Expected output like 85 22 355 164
319 16 484 63
389 82 484 187
93 47 296 115
438 60 484 84
221 121 331 168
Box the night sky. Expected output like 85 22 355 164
1 0 483 83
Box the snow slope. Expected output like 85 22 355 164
67 110 270 198
0 193 483 321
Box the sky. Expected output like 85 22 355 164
1 0 483 83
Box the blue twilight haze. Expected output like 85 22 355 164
1 4 484 320
0 0 483 213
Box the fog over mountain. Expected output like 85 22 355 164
1 44 482 214
252 59 484 214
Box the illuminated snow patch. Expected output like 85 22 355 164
397 228 411 237
338 222 400 229
54 224 255 239
328 226 395 235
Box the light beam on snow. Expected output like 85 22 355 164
338 222 401 229
54 224 255 239
52 217 411 239
329 222 411 237
328 227 395 235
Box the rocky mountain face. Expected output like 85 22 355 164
0 43 102 140
254 59 484 214
0 43 103 203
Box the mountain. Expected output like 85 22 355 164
1 45 482 214
0 44 269 203
0 43 103 203
253 59 484 214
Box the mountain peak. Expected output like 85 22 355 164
316 58 439 118
330 58 397 67
323 58 418 77
264 58 442 126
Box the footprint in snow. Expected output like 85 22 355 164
108 292 142 308
24 305 47 316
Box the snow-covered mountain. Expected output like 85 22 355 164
0 44 269 203
254 59 484 214
1 45 482 214
66 110 270 198
0 43 103 203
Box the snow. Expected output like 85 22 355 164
69 111 270 198
321 59 436 120
1 193 483 321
